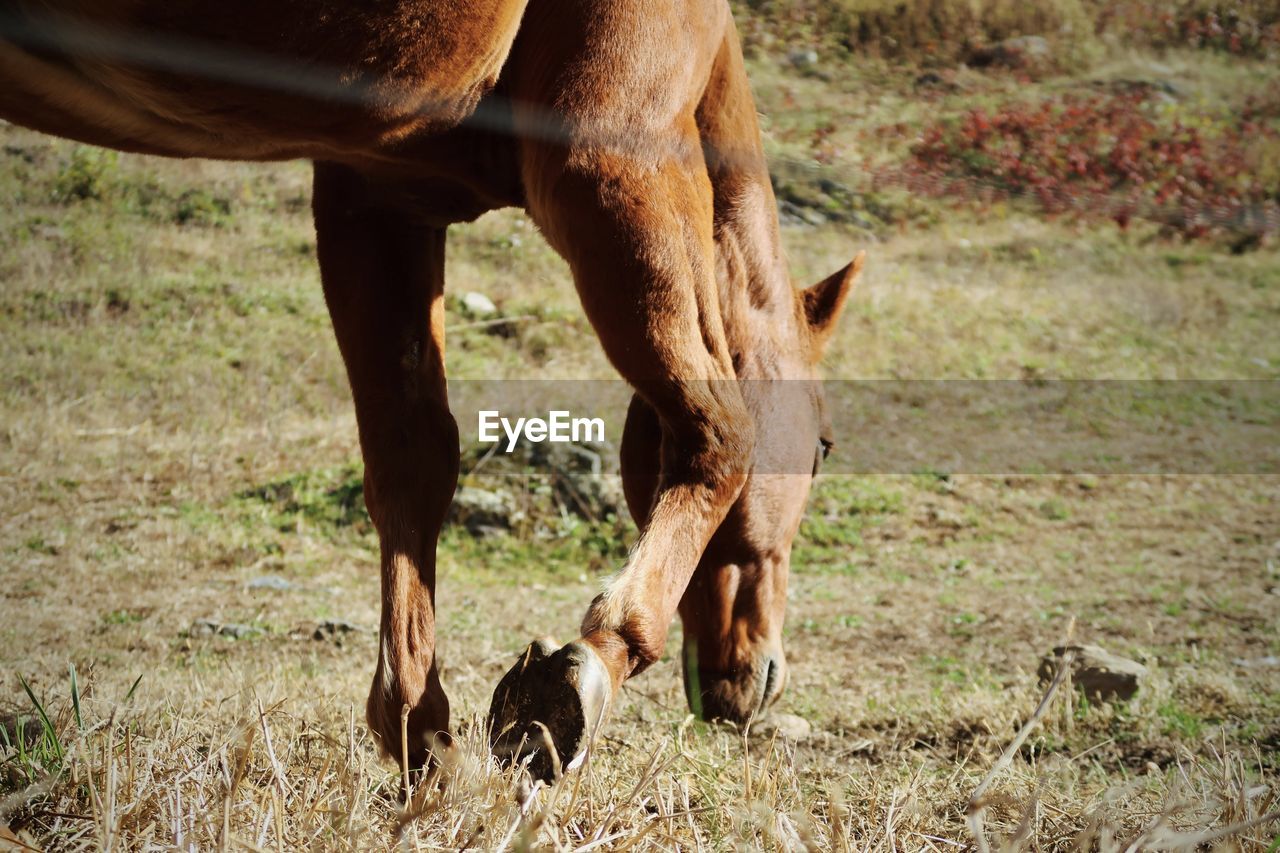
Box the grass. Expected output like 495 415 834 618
2 12 1279 851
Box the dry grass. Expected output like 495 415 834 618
2 650 1277 849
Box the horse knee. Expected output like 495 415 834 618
711 396 755 497
582 590 667 678
665 384 755 503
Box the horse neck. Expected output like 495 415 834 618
695 24 805 381
712 178 805 381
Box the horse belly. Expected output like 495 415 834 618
0 0 529 159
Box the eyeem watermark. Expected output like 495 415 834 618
478 410 605 452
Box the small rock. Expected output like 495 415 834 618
843 738 876 755
1004 35 1050 56
970 35 1051 70
313 620 362 642
752 712 812 742
528 441 625 521
1038 644 1148 702
190 619 261 640
1099 78 1183 105
1232 656 1280 669
914 72 958 93
926 506 967 529
1149 79 1184 100
247 576 294 591
459 291 497 319
448 485 518 535
189 618 219 637
786 48 818 69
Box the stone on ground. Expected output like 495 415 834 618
459 291 498 319
1038 644 1148 702
752 712 812 742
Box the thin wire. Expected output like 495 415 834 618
1 9 1276 235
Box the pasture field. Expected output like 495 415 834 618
3 8 1280 850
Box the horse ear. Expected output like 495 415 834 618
803 251 864 356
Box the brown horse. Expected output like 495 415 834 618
0 0 863 780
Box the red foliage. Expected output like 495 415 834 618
900 90 1280 238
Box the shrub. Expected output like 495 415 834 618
173 188 232 227
732 0 1280 61
51 147 118 202
1090 0 1280 56
898 90 1280 239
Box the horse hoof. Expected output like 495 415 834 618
487 638 612 783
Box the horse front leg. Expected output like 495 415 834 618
313 162 458 770
486 131 753 780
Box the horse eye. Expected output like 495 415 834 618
819 438 833 461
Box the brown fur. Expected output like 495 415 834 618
0 0 861 764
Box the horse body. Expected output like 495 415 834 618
0 0 527 159
1 0 861 779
